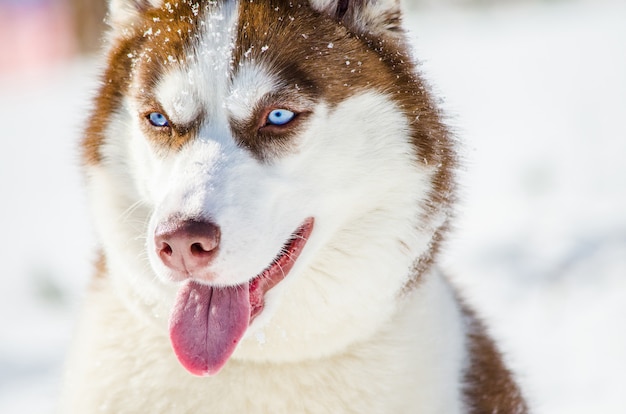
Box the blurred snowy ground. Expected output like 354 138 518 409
406 2 626 412
1 1 625 413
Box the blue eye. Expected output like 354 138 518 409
148 112 169 127
267 109 295 126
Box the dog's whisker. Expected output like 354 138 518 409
119 199 145 221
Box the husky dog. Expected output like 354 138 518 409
60 0 528 412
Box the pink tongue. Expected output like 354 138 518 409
169 280 250 376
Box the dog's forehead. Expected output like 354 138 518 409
150 1 241 123
137 0 383 115
135 2 272 117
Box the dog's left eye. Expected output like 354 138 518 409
266 109 295 126
148 112 170 127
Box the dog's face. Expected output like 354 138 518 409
85 0 454 375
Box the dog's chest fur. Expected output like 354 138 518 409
64 268 470 413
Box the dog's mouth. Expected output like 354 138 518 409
168 218 314 376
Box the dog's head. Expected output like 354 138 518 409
85 0 455 375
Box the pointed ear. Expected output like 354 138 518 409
108 0 163 30
309 0 404 36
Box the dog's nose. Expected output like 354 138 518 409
154 218 220 280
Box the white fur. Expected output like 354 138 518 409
226 65 279 122
61 268 466 413
155 71 203 127
61 1 473 412
108 0 164 33
308 0 402 35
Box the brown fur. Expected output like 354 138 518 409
83 1 211 164
89 250 108 281
463 309 529 413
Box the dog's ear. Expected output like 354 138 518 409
309 0 404 36
108 0 163 30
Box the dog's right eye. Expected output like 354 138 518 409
148 112 170 127
266 109 295 126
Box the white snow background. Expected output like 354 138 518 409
1 0 625 412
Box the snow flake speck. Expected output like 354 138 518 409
255 330 266 345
